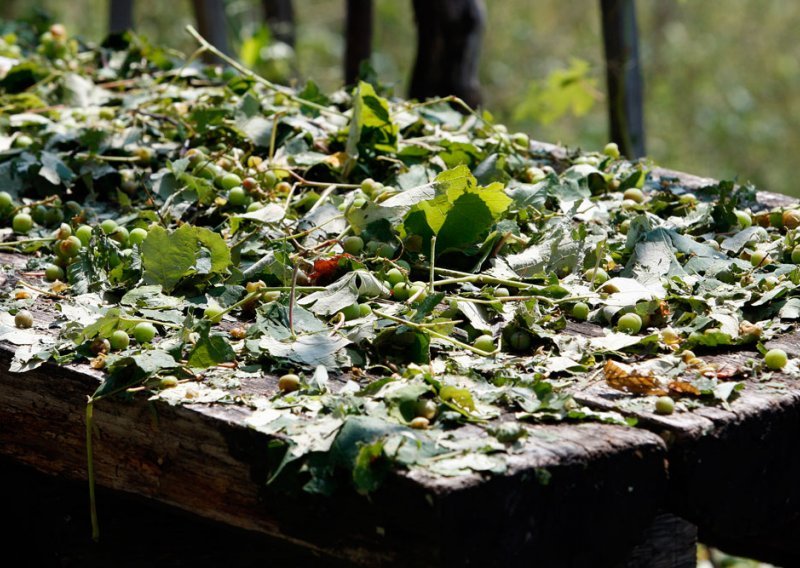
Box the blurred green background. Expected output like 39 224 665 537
3 1 800 197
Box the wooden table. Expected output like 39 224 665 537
1 146 798 567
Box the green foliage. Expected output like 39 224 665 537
513 59 597 125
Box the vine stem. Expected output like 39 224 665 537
373 309 499 357
0 236 57 248
118 315 182 329
18 280 67 299
185 26 346 119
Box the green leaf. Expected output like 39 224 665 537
345 81 398 171
141 225 198 292
141 225 231 292
187 321 236 369
403 165 512 254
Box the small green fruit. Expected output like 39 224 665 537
473 334 495 353
278 373 301 393
342 236 364 255
129 227 148 246
100 219 118 235
14 309 34 329
12 213 33 234
617 313 643 334
45 264 65 282
109 329 130 350
655 396 675 415
603 142 620 159
764 348 788 370
133 322 157 343
571 302 590 321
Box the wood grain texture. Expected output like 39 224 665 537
0 343 668 567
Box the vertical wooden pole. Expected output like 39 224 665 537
600 0 646 158
262 0 296 46
409 0 485 108
344 0 374 85
191 0 231 58
109 0 135 34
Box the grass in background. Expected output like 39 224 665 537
4 0 800 197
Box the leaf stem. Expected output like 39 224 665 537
185 26 346 118
0 236 57 248
373 309 499 357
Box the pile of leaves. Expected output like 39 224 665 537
1 20 799 496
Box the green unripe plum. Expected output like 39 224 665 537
58 235 82 258
509 330 532 351
0 191 13 210
55 223 71 240
617 313 643 334
278 373 301 393
386 268 405 286
227 186 248 207
100 219 118 235
339 303 361 321
45 264 65 282
247 202 263 212
218 172 242 190
749 250 768 267
204 305 225 323
133 322 157 343
129 227 148 246
416 399 438 420
603 142 620 159
764 348 788 370
75 224 93 245
583 267 609 285
623 188 645 203
375 243 396 259
408 283 428 302
679 193 698 205
392 282 409 301
360 178 379 195
571 302 590 321
473 334 495 353
31 205 47 225
44 207 63 227
494 287 511 298
110 227 129 246
14 309 34 329
791 245 800 264
12 213 33 234
358 303 373 318
523 166 546 183
159 376 179 389
109 329 130 350
342 236 364 255
655 396 675 415
735 210 752 228
263 171 278 189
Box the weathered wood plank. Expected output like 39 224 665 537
0 337 668 567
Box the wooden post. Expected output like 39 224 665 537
262 0 296 47
109 0 134 33
600 0 646 158
409 0 485 108
191 0 231 57
344 0 374 85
